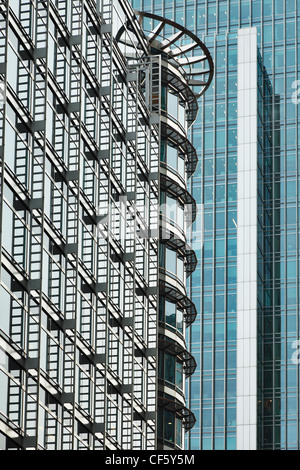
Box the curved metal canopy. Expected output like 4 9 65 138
158 337 197 378
158 395 196 432
159 278 197 327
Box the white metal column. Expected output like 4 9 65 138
236 27 258 451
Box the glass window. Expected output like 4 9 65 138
164 247 185 282
216 211 225 230
167 91 178 119
228 183 237 202
164 410 175 443
216 266 225 286
4 121 16 170
161 87 167 111
165 353 175 384
228 238 237 257
166 194 177 222
227 293 236 313
178 155 185 176
7 45 18 93
9 0 20 16
263 0 272 16
176 418 182 447
165 300 176 328
286 20 295 41
176 361 183 389
0 370 8 417
158 349 164 379
158 407 163 439
178 103 185 127
228 74 237 95
177 257 184 281
2 203 13 255
216 239 225 258
167 144 178 170
275 0 284 14
204 157 214 177
162 193 185 231
275 48 284 69
159 244 165 268
0 287 11 334
275 22 284 42
166 247 177 275
177 308 183 333
177 202 184 230
286 0 295 14
216 129 226 148
252 0 261 18
219 3 228 24
263 23 272 44
160 141 166 162
204 185 213 203
228 47 237 68
216 184 225 203
204 240 213 258
161 298 184 333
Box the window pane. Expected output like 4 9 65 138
177 257 184 281
178 155 185 177
165 353 175 384
177 308 183 333
176 362 183 389
166 248 177 274
167 144 178 170
176 418 182 447
168 91 178 119
178 103 185 127
166 194 177 222
164 410 175 442
165 300 176 327
178 204 184 229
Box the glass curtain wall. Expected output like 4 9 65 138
134 0 300 451
0 0 159 450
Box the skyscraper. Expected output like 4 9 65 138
137 0 300 451
0 0 213 450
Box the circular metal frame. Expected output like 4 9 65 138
135 11 214 98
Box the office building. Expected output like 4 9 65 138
138 0 300 451
0 0 212 450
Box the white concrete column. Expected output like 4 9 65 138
236 26 258 451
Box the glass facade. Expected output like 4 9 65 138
133 11 213 449
137 0 300 452
0 0 160 450
0 0 213 451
